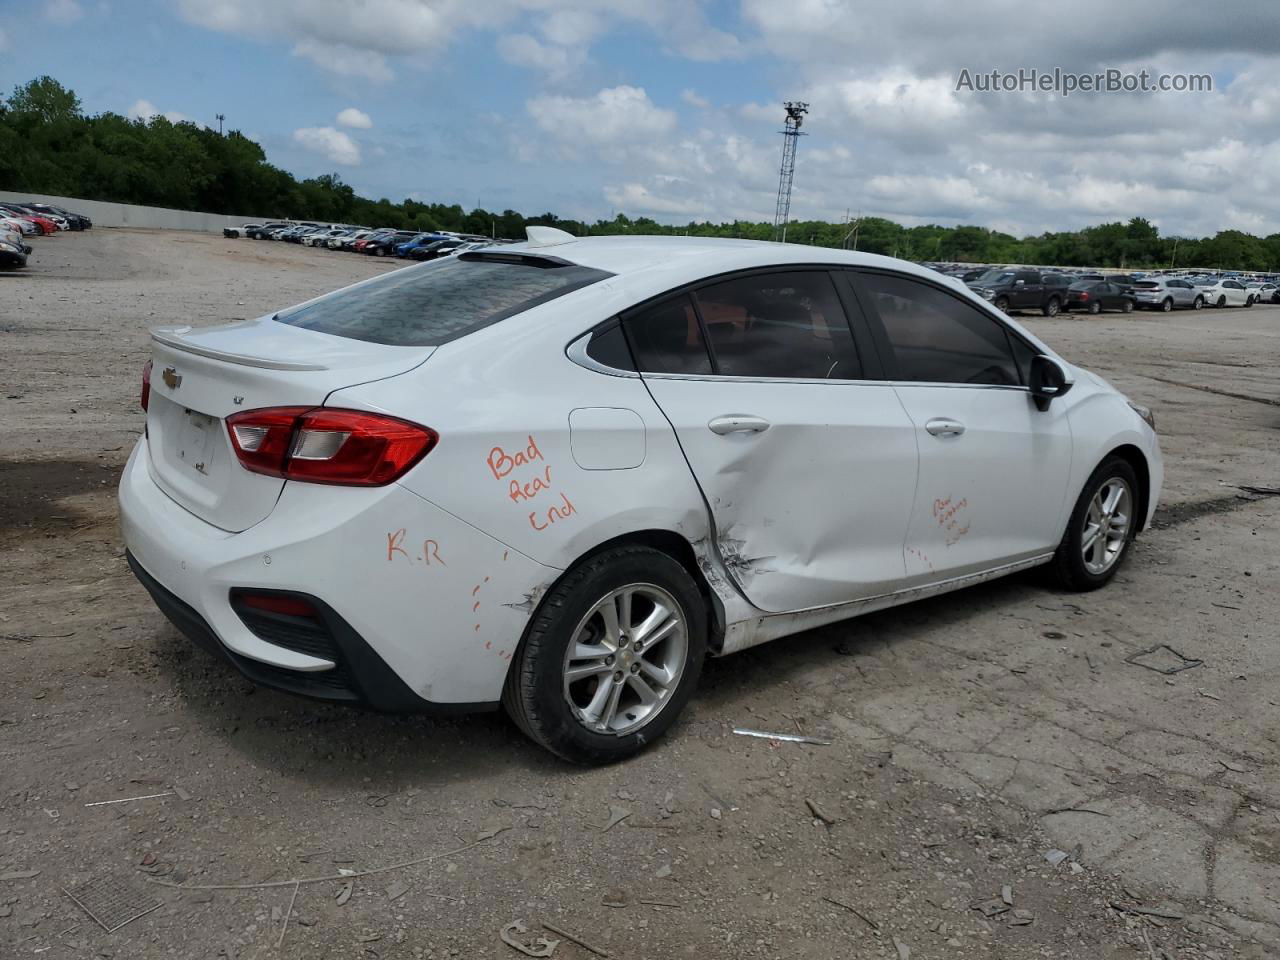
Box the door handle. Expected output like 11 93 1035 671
925 418 966 437
708 414 771 435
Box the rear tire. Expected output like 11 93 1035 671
1161 298 1173 312
1047 457 1140 592
1043 298 1061 317
503 546 706 765
1217 296 1226 308
1193 296 1203 310
1088 301 1101 315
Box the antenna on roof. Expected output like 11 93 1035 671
525 226 576 248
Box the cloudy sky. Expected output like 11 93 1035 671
2 0 1278 237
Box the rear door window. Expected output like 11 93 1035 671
275 254 611 346
692 271 861 379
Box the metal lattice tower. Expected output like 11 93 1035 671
772 101 808 242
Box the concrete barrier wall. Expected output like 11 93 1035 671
0 191 263 232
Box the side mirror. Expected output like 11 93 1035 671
1014 279 1025 286
1029 355 1073 411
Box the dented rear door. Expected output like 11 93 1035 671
624 271 918 614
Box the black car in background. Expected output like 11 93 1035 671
1066 280 1136 314
362 229 418 257
247 222 292 239
407 238 467 261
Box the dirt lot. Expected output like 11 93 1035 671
2 229 1278 960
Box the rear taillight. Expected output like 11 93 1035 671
141 359 152 411
1079 292 1090 301
225 407 437 486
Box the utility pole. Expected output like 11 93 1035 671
842 212 862 250
1170 237 1179 270
772 101 809 243
216 113 225 135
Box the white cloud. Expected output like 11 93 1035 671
45 0 84 24
527 86 677 146
128 99 191 123
336 107 373 129
175 0 744 82
293 39 393 83
680 89 710 109
496 33 582 76
292 126 362 166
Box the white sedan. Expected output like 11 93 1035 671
1199 279 1253 307
120 230 1163 763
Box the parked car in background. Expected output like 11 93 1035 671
0 229 28 268
224 223 262 238
246 222 291 239
1131 278 1202 311
1 214 38 236
363 230 418 257
0 203 57 234
1198 278 1252 308
393 232 447 258
969 269 1069 316
407 238 468 261
23 202 91 230
1067 280 1136 314
1254 282 1279 304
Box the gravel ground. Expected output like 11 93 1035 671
1 229 1278 960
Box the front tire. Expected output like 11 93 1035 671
1193 296 1203 310
503 546 707 764
1047 457 1139 592
1122 300 1133 313
994 296 1010 312
1088 301 1101 315
1161 298 1173 312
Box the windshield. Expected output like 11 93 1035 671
275 254 613 346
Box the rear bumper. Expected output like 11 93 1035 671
126 550 481 712
119 437 556 709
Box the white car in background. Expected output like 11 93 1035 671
1199 278 1253 307
119 229 1163 764
2 215 39 236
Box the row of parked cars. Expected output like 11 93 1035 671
223 220 507 261
928 263 1280 316
0 200 93 269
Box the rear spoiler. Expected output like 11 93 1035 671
150 325 328 371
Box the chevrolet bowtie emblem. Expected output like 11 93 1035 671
162 367 181 390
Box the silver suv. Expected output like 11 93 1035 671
1131 278 1203 312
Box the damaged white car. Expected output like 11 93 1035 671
119 229 1162 763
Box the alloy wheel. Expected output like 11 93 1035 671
1081 478 1132 575
561 583 688 737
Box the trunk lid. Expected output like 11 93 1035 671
145 319 433 532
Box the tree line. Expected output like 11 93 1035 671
2 76 1277 271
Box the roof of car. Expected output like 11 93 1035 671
499 234 946 287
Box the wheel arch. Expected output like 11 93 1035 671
521 528 729 658
1101 443 1152 533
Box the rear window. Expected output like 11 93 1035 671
274 254 611 346
1133 282 1161 289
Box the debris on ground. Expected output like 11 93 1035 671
63 876 162 932
733 727 832 745
892 935 911 959
500 920 559 957
1124 645 1204 674
1009 909 1035 926
541 920 610 958
823 895 879 929
1044 849 1070 866
602 805 631 832
805 797 836 825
